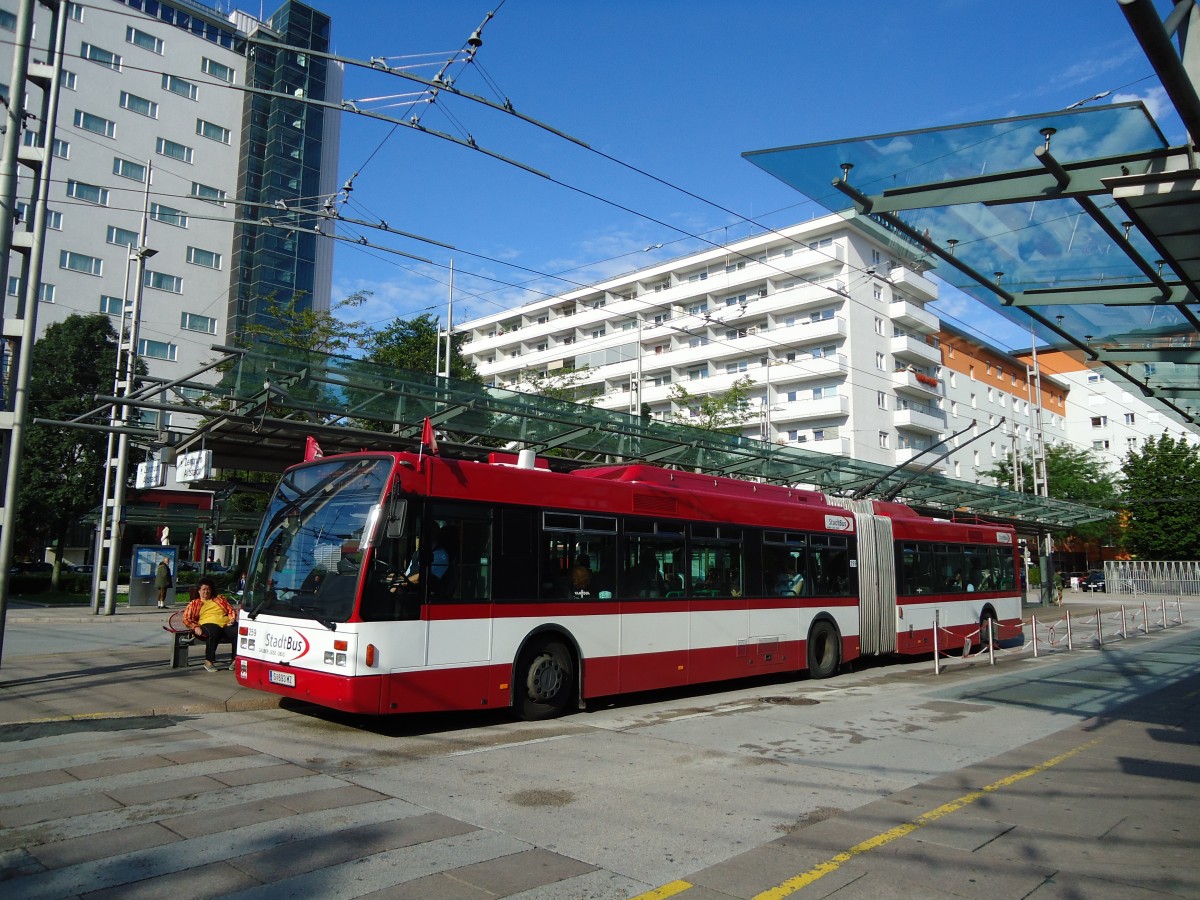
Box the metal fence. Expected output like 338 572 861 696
1102 560 1200 596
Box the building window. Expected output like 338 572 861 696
181 312 217 334
59 250 102 275
59 69 77 90
155 137 193 163
7 277 55 302
688 366 708 381
67 2 84 21
1124 413 1136 425
873 284 882 301
1092 440 1110 450
688 303 708 315
162 73 198 100
100 294 126 315
144 271 182 293
1127 437 1138 448
875 352 885 371
66 180 108 205
874 316 884 336
186 247 221 269
201 57 235 83
150 203 187 228
726 361 749 374
196 118 230 144
126 26 163 54
112 157 147 182
106 225 138 247
119 91 158 118
80 42 121 70
1091 416 1107 428
74 110 115 138
879 431 890 449
138 339 177 361
591 328 605 339
877 391 887 409
190 182 226 205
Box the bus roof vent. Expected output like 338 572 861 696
633 493 677 515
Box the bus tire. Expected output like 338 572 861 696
516 638 574 720
807 619 841 679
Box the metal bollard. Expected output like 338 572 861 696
1160 596 1168 630
1096 608 1104 647
933 610 941 675
1031 614 1039 657
1177 599 1185 626
1066 611 1074 651
1142 600 1150 635
1121 605 1128 640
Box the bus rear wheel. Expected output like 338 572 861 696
807 619 840 679
516 638 574 720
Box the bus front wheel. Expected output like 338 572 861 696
516 639 574 720
807 620 841 679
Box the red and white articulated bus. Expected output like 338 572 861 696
234 450 1022 719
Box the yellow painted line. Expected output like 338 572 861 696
753 737 1103 899
629 879 694 899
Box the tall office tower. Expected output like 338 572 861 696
227 0 340 339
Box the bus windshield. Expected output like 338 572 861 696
244 457 392 624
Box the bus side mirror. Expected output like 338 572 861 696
385 499 408 539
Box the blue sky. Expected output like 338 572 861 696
312 0 1178 351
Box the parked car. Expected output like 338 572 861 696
72 564 94 575
1081 571 1106 592
9 561 52 574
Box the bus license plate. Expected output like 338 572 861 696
268 670 295 688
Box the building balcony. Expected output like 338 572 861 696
889 265 937 302
894 446 946 473
772 395 850 424
888 299 939 334
890 333 941 366
892 368 943 398
894 405 947 435
773 353 847 383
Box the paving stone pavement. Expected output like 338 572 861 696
0 599 1196 898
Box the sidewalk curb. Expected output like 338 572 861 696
1 695 284 727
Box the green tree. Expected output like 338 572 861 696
517 366 596 405
17 315 123 586
240 290 370 356
361 313 479 382
978 443 1118 543
1120 434 1200 559
667 376 756 434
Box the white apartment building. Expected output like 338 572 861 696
460 213 948 471
1032 350 1200 474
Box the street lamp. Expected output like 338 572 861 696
100 244 156 615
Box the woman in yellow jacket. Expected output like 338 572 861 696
182 577 238 672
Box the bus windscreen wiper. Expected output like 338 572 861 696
296 605 337 631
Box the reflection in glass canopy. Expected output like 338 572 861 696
744 103 1200 423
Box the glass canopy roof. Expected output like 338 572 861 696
126 342 1108 529
744 102 1200 424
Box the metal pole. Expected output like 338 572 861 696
444 259 453 378
1096 608 1103 646
1031 614 1039 657
1160 595 1168 629
0 0 68 665
92 252 136 613
1121 605 1128 640
1066 610 1074 651
1142 599 1150 634
932 609 940 675
102 165 155 615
